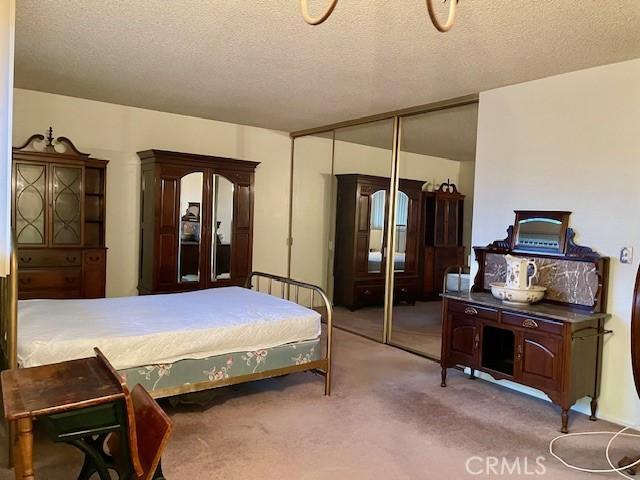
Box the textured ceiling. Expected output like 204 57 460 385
15 1 640 132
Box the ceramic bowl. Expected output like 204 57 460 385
489 282 546 305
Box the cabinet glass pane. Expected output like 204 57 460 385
368 190 386 273
211 175 234 281
15 163 47 245
52 166 82 245
178 172 203 283
447 199 458 245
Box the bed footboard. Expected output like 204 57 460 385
0 232 18 372
245 271 333 395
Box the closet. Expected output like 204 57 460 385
137 150 258 294
12 130 108 299
333 174 423 310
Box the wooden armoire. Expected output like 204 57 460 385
12 130 108 299
421 183 465 299
333 174 423 310
137 150 259 294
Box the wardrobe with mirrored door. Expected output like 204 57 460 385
137 150 258 294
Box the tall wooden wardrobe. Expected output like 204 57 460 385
12 130 108 299
333 174 423 310
137 150 259 294
421 184 465 299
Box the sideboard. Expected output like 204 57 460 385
440 210 611 433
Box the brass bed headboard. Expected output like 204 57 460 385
0 231 17 371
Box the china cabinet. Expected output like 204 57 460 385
137 149 258 294
12 129 108 299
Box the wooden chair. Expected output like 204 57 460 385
76 349 174 480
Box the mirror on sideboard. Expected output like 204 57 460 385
512 210 571 255
178 172 203 283
211 174 234 281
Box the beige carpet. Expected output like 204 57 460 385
1 329 637 479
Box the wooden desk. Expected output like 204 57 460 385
1 356 125 479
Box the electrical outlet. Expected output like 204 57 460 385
620 247 633 264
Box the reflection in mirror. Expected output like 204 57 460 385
515 217 562 251
394 191 408 272
211 175 234 281
368 190 386 273
178 172 203 283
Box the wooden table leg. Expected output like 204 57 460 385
14 418 34 480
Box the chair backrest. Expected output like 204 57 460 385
130 383 174 480
94 348 143 478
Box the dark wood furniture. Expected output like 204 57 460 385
441 212 611 433
422 182 465 300
12 129 108 300
1 350 127 480
333 174 423 310
137 149 259 294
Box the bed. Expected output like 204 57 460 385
0 249 333 399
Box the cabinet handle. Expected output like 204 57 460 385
19 278 31 286
522 319 539 329
89 255 100 262
465 307 478 316
364 289 372 296
473 333 480 350
66 256 78 263
65 277 76 284
20 257 32 264
401 287 408 293
516 344 523 361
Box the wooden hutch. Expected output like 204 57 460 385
12 129 108 299
440 211 611 433
137 150 258 294
422 182 465 300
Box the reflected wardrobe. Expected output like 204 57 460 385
137 150 258 294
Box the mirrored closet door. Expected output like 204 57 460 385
388 104 478 358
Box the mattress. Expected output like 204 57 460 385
17 287 321 370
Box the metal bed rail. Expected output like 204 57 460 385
245 271 333 395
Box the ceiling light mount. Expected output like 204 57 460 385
299 0 459 32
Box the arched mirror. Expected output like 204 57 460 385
178 172 203 283
368 189 386 273
394 191 409 272
211 174 234 281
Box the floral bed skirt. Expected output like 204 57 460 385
118 337 321 395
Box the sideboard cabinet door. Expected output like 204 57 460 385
446 312 479 368
516 332 562 392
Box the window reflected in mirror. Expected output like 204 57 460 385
212 175 234 281
515 218 562 251
368 190 386 273
178 172 203 283
394 191 408 272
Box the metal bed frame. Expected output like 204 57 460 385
0 235 333 396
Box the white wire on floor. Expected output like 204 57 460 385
549 425 640 479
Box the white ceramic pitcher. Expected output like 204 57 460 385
504 254 537 290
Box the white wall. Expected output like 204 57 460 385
473 58 640 426
12 89 291 297
0 1 14 277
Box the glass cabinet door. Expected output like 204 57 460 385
178 172 204 284
51 165 83 246
14 162 47 245
211 174 234 281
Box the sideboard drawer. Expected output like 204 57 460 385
502 312 563 335
18 249 82 268
354 284 385 307
448 300 498 322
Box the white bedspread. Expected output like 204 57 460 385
18 287 321 370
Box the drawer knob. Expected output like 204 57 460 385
89 255 100 262
20 256 32 264
66 256 78 263
464 307 478 316
401 288 408 293
19 278 31 285
364 289 372 296
65 277 76 284
522 319 539 329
